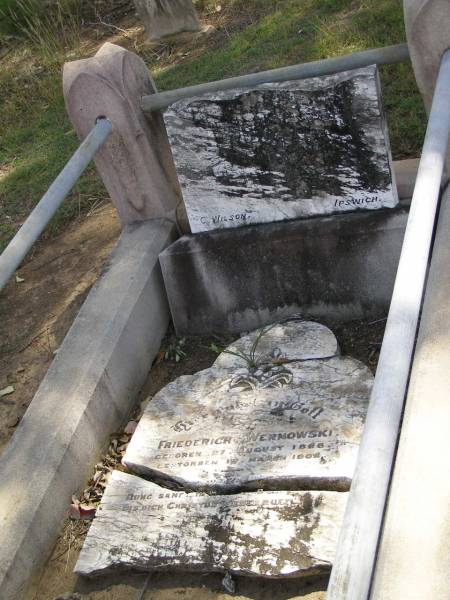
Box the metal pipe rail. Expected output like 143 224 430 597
0 118 112 292
142 44 410 112
327 48 450 600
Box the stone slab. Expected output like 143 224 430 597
75 470 348 579
164 66 398 233
124 356 373 492
214 320 339 369
134 0 200 41
159 206 408 335
371 186 450 600
0 219 176 600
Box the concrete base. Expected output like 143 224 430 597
371 188 450 599
0 219 176 600
160 207 408 336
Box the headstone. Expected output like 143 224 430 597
134 0 200 41
123 322 373 492
63 43 188 230
75 470 348 578
164 65 398 233
214 320 339 368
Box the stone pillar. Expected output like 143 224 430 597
134 0 200 41
404 0 450 114
63 42 188 230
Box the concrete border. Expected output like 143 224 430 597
0 218 176 600
371 185 450 599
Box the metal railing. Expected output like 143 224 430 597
327 48 450 600
141 44 410 112
0 118 112 292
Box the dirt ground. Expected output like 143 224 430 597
0 204 120 455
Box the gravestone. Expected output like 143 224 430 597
134 0 200 41
164 65 398 233
75 470 348 578
123 321 373 492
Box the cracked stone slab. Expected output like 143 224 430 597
164 65 398 233
214 320 339 369
75 470 348 578
123 357 373 492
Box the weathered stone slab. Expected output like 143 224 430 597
123 357 373 492
75 470 348 578
164 66 398 233
134 0 200 41
214 320 339 369
159 207 408 335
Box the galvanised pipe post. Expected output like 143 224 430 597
327 48 450 600
141 44 410 112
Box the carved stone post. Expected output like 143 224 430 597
134 0 200 41
63 42 188 230
404 0 450 113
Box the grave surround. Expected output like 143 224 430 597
164 65 398 233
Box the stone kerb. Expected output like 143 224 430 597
63 42 188 230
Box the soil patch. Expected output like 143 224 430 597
0 204 120 455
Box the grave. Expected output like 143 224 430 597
77 320 371 579
164 65 398 234
75 470 348 579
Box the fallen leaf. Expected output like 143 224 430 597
79 504 97 520
15 275 25 283
0 386 14 398
68 503 81 520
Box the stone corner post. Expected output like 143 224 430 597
404 0 450 113
63 42 189 232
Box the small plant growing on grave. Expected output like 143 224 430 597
210 324 294 391
164 337 187 362
210 325 272 370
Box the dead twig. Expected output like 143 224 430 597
136 573 151 600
